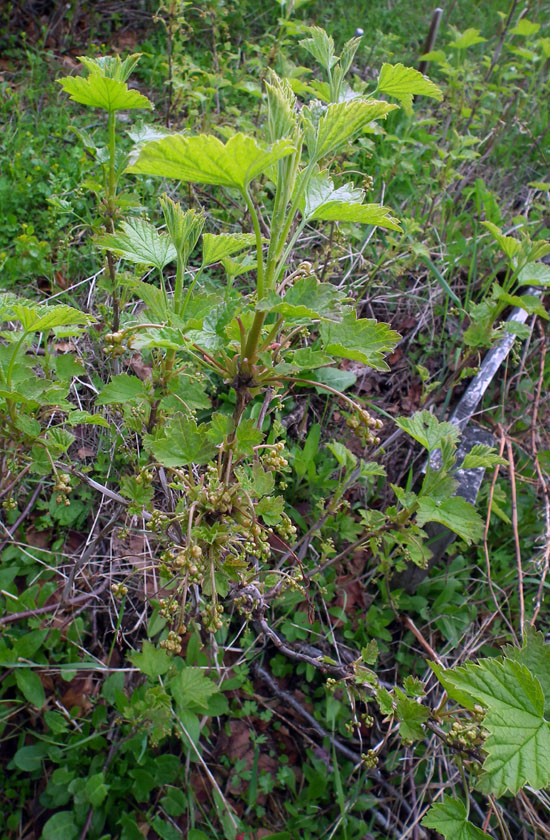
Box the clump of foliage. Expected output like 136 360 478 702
1 3 550 839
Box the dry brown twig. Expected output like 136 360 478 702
0 480 43 554
401 615 445 666
483 430 518 641
529 321 550 626
0 580 109 627
504 432 525 641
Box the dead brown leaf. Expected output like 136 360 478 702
60 674 94 713
59 55 80 71
77 446 96 459
53 341 76 353
332 574 367 627
24 527 52 550
387 346 403 365
129 353 152 382
54 270 68 290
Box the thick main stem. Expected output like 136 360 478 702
244 187 265 299
106 110 119 332
174 255 185 315
107 110 116 213
244 311 266 364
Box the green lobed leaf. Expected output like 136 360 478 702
422 796 492 840
432 657 550 796
235 462 275 498
526 240 550 261
303 99 398 160
340 34 362 76
134 326 185 352
55 354 84 381
206 412 234 445
361 640 379 665
416 496 484 545
299 26 338 71
310 200 401 231
95 218 176 271
419 50 449 64
327 441 356 470
127 686 173 748
162 376 211 413
404 676 426 697
43 428 76 457
290 348 333 369
395 410 460 451
461 444 508 470
511 18 540 36
251 463 276 497
420 442 458 502
320 313 400 371
29 445 54 475
482 221 521 260
7 302 41 331
78 53 143 82
291 77 331 102
96 374 149 405
258 275 348 322
8 302 93 333
376 686 394 715
185 296 244 351
301 173 401 230
303 172 362 217
129 279 172 321
265 70 298 142
503 627 550 716
129 640 172 678
394 688 429 740
390 526 433 569
235 418 263 457
36 305 93 332
462 317 499 349
518 262 550 286
14 415 41 437
256 495 285 525
159 195 204 266
376 62 442 115
128 132 295 191
85 772 109 807
360 462 387 478
221 253 257 278
120 475 154 508
491 287 548 319
147 414 217 467
448 28 487 49
65 410 110 429
57 74 153 111
169 667 219 710
202 232 258 266
308 366 357 393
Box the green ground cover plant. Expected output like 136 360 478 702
1 1 550 838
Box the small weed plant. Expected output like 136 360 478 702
1 10 550 840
